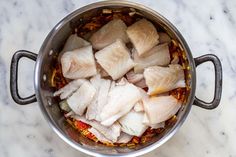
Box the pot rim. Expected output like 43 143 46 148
34 1 196 156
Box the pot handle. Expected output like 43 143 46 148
193 54 222 109
10 50 38 105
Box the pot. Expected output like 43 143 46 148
10 1 222 156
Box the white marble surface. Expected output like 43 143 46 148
0 0 235 157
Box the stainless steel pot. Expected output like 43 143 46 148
10 1 222 156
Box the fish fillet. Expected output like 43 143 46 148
72 115 121 142
149 122 165 129
144 64 186 95
133 88 148 112
134 79 147 88
119 110 148 137
95 39 134 80
67 81 96 116
89 19 129 50
158 32 171 44
117 132 133 143
86 75 111 121
58 34 90 61
143 95 181 124
133 43 170 73
133 101 144 112
88 127 112 143
127 19 159 56
61 45 97 79
100 81 142 126
53 79 86 99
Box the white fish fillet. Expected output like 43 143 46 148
67 81 96 116
72 115 121 142
133 88 148 112
89 19 129 50
88 127 112 143
53 79 86 99
61 45 97 79
149 122 165 129
159 32 171 44
134 79 147 88
62 34 90 52
117 132 133 143
119 110 148 137
95 39 134 80
133 43 170 73
116 77 128 86
126 19 159 56
133 101 144 112
86 75 111 121
143 95 181 124
59 34 90 61
126 70 144 84
100 82 142 126
144 64 186 95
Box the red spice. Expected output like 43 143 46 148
74 120 90 130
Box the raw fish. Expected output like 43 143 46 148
143 95 181 124
88 127 112 143
61 45 97 79
53 79 86 99
134 79 147 88
133 101 144 112
86 75 111 121
73 115 121 142
100 81 141 126
59 34 90 61
158 32 171 44
119 110 148 136
144 64 186 95
95 40 134 80
90 19 129 50
149 122 165 129
133 88 148 112
133 43 170 73
117 132 133 143
62 34 90 52
127 19 159 56
67 81 96 116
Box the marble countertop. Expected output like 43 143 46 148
0 0 235 157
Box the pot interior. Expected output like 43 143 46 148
35 2 195 156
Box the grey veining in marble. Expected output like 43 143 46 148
0 0 235 157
